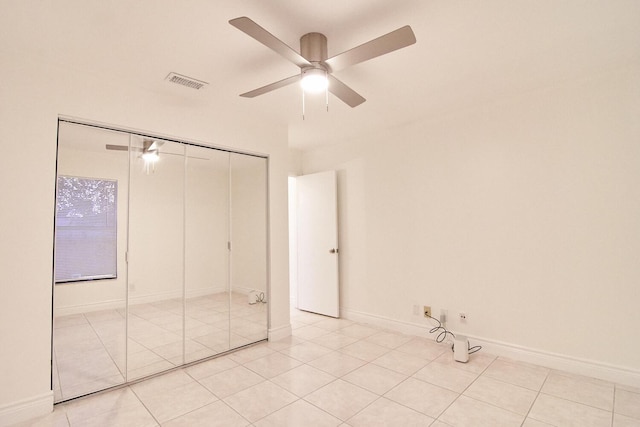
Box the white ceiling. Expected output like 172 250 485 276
2 0 639 150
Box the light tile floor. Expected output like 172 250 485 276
25 307 640 426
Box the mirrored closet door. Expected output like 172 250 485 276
52 120 268 402
126 137 187 380
53 123 129 402
184 145 231 364
229 154 268 347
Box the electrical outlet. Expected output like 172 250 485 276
423 306 431 318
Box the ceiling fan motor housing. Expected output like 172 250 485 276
300 32 329 72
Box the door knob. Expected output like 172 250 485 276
329 248 339 254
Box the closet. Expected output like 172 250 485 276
52 120 268 402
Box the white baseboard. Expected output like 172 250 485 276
0 391 53 427
341 307 640 389
341 307 443 337
468 335 640 389
268 323 292 341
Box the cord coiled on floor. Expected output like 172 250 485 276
425 314 482 354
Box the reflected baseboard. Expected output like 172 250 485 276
55 298 124 317
233 285 267 296
55 287 233 316
55 286 267 317
129 287 229 306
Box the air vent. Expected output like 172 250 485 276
165 72 208 90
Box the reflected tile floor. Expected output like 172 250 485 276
53 292 267 402
30 307 639 426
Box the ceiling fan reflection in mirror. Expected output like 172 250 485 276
106 139 208 174
229 16 417 110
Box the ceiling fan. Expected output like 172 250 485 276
105 139 208 161
229 16 416 107
106 139 162 162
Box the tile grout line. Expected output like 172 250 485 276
611 384 616 427
444 358 544 422
467 377 533 419
380 366 444 421
122 385 161 427
284 325 382 421
249 378 311 425
534 373 617 417
431 354 497 424
134 369 226 426
85 312 127 379
296 377 346 424
57 312 126 401
520 366 549 426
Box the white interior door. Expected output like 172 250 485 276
296 170 339 317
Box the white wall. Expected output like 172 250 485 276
288 150 303 307
288 177 298 305
301 65 640 382
0 50 290 423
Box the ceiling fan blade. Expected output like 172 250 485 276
147 140 164 151
240 74 301 98
328 75 366 108
105 144 129 151
229 17 311 68
325 25 416 72
106 142 206 159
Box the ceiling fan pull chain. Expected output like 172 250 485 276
325 73 329 112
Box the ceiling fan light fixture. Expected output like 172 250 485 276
301 68 328 93
141 148 159 174
141 139 160 163
141 150 159 163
